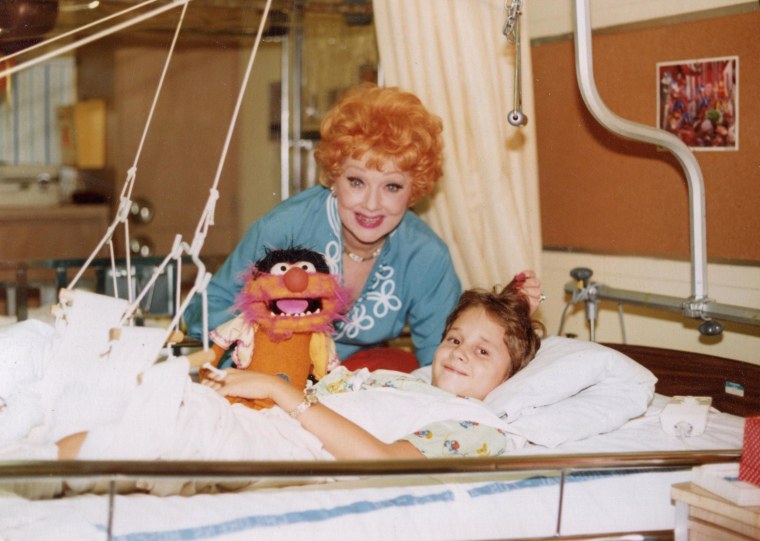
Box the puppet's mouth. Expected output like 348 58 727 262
269 298 323 317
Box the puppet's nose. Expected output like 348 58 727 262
284 266 309 292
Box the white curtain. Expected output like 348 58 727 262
372 0 541 290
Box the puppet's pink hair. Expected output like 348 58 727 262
233 264 352 340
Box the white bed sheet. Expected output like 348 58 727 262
0 394 744 541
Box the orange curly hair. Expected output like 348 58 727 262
314 83 444 206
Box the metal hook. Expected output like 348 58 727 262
502 0 523 42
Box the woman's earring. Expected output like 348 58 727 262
330 187 337 198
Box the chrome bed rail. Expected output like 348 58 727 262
0 449 741 481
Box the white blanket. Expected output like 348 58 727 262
0 320 54 448
76 358 331 464
0 303 170 448
77 362 518 464
1 318 521 497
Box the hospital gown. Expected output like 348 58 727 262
314 369 511 457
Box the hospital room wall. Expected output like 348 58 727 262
76 39 245 259
528 2 760 364
237 44 283 235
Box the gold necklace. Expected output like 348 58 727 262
344 245 382 263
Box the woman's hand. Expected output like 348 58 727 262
512 270 544 314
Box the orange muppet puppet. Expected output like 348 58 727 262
199 246 351 409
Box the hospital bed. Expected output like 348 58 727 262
1 340 757 541
2 2 758 538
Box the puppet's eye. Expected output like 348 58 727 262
270 263 291 275
294 261 317 273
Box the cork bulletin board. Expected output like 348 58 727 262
532 10 759 262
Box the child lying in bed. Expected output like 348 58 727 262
56 279 545 463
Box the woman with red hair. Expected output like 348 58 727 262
184 83 540 368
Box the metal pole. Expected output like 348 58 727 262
572 0 709 301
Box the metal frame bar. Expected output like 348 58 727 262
564 281 760 329
0 450 740 480
573 0 707 302
571 0 758 331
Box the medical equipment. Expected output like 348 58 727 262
660 395 712 437
503 0 527 127
559 266 760 341
1 0 276 354
2 339 757 541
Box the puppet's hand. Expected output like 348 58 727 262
512 270 544 315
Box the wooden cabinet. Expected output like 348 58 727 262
0 204 110 316
0 204 109 260
672 482 760 541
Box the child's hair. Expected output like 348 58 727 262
314 82 444 206
442 281 545 377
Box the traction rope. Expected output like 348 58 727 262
67 0 192 316
182 0 275 350
10 0 274 347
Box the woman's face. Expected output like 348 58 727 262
333 156 412 251
431 306 512 400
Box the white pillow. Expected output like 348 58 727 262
412 336 656 448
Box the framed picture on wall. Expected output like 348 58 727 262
657 56 738 151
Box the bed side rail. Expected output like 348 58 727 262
0 450 741 481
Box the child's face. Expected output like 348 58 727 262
431 306 512 400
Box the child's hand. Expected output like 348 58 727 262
203 368 272 398
202 368 291 403
511 270 544 314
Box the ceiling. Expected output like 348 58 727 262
1 0 374 53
